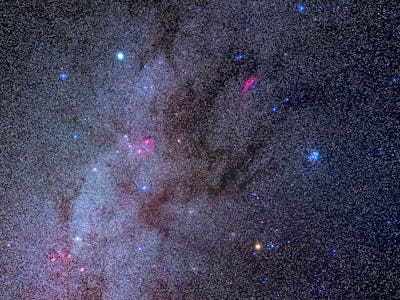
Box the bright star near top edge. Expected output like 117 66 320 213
308 150 320 162
297 4 306 13
116 51 125 61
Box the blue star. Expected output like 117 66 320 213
308 150 320 162
72 133 78 140
297 3 306 13
271 106 278 113
236 53 244 62
59 72 68 81
331 247 337 254
391 76 398 84
269 226 279 233
267 242 278 251
140 184 149 191
196 6 203 14
251 192 262 200
116 51 125 61
262 275 269 283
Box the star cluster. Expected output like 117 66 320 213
1 1 399 299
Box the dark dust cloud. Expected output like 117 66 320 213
1 1 399 299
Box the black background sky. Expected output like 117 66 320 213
1 1 399 299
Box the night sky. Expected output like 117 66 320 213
1 1 399 299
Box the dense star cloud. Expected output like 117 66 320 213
1 0 399 299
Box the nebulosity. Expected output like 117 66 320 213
2 0 399 299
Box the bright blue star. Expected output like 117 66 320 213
272 106 278 113
284 96 290 102
140 184 149 191
116 51 125 61
308 150 320 162
297 3 306 13
196 6 203 13
331 247 337 254
236 53 244 62
267 242 278 251
72 133 78 140
59 72 68 81
391 76 398 84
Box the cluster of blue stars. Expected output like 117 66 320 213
308 150 320 162
267 242 278 251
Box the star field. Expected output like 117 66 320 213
1 1 399 299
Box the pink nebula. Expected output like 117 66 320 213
241 75 257 99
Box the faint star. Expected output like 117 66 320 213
262 275 269 283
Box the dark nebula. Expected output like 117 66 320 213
1 0 399 299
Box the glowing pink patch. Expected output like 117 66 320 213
142 137 155 151
137 137 155 157
79 267 85 273
123 133 156 158
61 252 71 260
241 75 257 99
